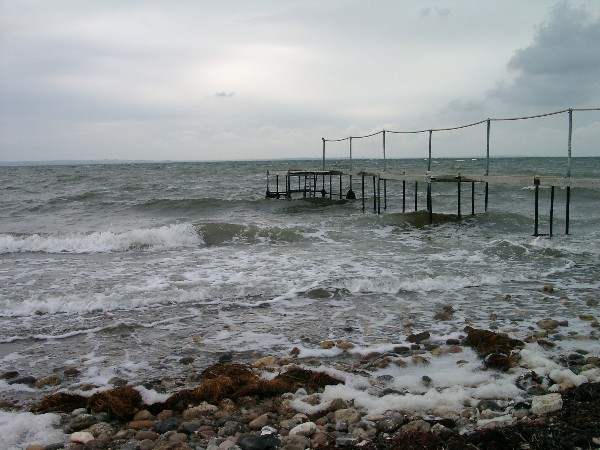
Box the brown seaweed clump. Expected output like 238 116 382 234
274 366 343 391
31 392 89 414
88 386 143 419
463 326 524 371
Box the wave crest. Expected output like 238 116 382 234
0 223 202 254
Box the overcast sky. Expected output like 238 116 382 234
1 0 599 162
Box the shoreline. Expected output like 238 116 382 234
2 325 600 449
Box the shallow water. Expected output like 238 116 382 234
1 159 599 424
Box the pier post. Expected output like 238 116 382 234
427 181 433 225
373 176 377 213
471 182 475 215
566 187 571 235
322 138 326 171
566 109 572 235
457 177 462 219
550 186 555 237
534 177 540 236
339 175 343 199
415 181 418 211
402 180 406 213
485 119 490 211
377 176 381 214
362 174 365 213
384 180 387 210
428 130 433 172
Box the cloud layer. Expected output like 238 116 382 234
1 1 599 161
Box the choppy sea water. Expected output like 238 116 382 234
1 158 599 446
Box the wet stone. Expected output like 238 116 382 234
236 433 280 450
407 331 430 343
8 375 37 386
68 414 98 432
155 416 181 434
376 415 404 433
335 433 360 447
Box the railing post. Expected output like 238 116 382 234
322 138 326 171
383 130 387 172
485 119 490 212
428 130 433 172
566 109 572 235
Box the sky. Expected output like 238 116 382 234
1 0 600 162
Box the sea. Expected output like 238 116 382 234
1 157 599 447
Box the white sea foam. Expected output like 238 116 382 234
0 223 202 254
0 411 66 449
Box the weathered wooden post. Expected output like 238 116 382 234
485 119 490 212
566 109 572 235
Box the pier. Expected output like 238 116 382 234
266 108 600 235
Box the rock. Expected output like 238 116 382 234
127 420 157 430
179 356 195 365
586 299 598 307
433 305 455 321
155 416 181 434
311 431 328 447
531 393 563 415
289 421 317 437
68 414 98 432
182 402 218 420
376 415 404 433
537 339 556 349
335 433 360 447
179 419 202 434
25 446 45 450
87 422 115 438
252 356 278 368
0 370 19 380
64 368 81 377
401 419 431 433
281 434 310 449
580 314 597 321
237 433 280 450
430 423 448 434
411 355 430 365
334 408 362 424
219 353 233 363
71 431 95 444
8 375 37 386
108 376 128 386
336 341 354 350
219 420 244 437
329 398 349 411
249 413 269 430
136 430 159 440
537 318 560 330
168 432 188 442
34 374 62 389
320 341 335 349
134 410 156 421
406 331 430 343
542 284 554 293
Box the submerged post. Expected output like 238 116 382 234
550 186 555 237
362 174 365 213
457 177 461 219
534 177 540 236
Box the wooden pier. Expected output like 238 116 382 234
265 107 600 235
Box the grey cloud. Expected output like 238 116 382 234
215 92 235 97
490 2 600 107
